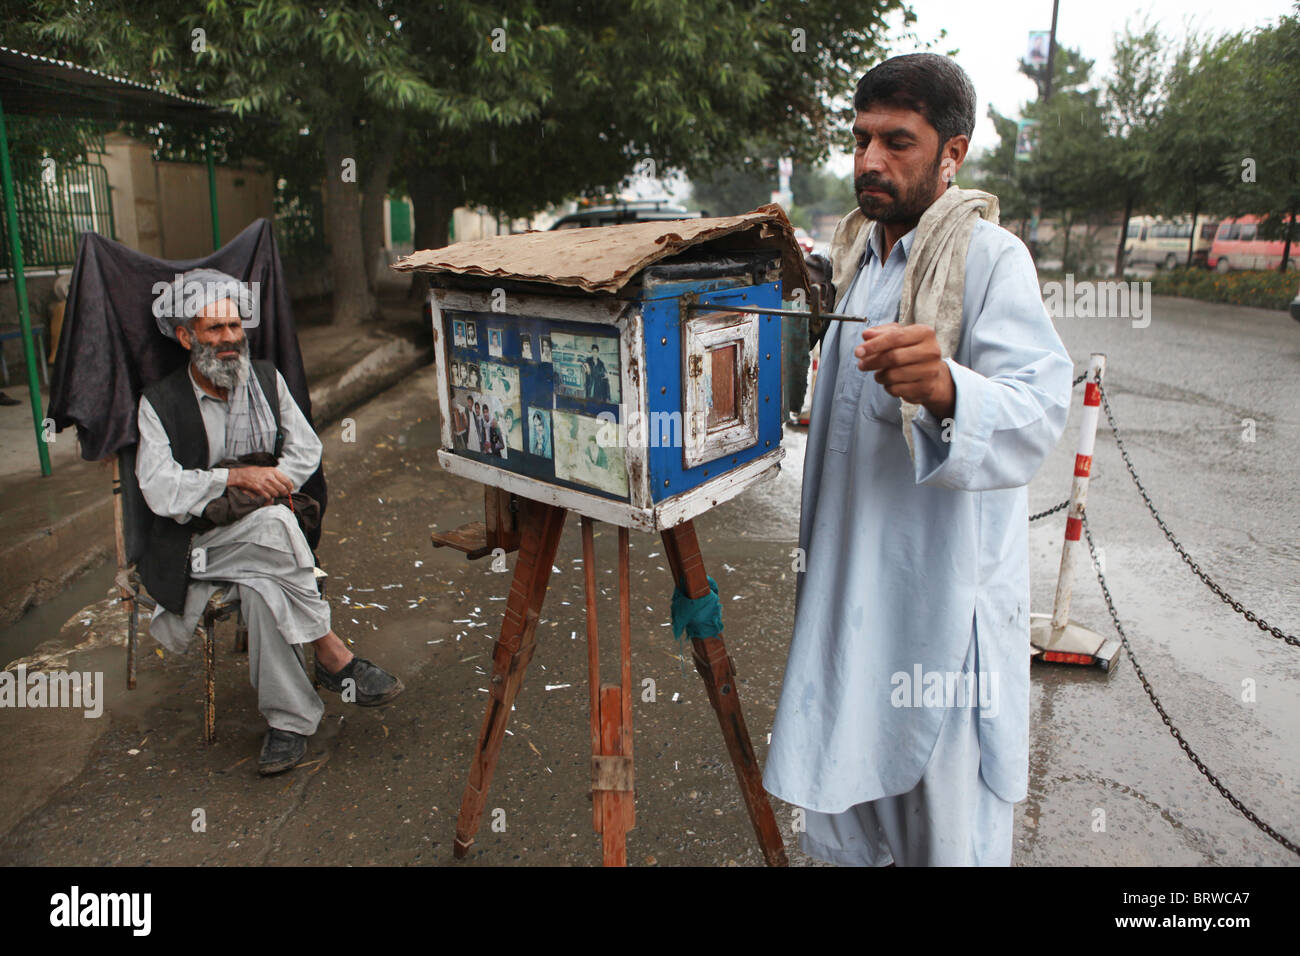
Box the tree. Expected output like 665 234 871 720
26 0 912 316
965 107 1035 233
1148 31 1241 266
1101 23 1167 275
971 45 1102 261
396 0 910 260
1206 12 1300 271
688 141 777 218
30 0 562 324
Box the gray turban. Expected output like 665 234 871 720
152 267 256 341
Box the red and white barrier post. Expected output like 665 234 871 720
1032 352 1121 670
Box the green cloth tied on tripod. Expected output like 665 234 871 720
671 575 723 641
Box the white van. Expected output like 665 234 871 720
1124 215 1219 269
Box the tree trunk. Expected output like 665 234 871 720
405 165 461 302
322 119 381 325
1279 206 1295 274
1061 213 1071 271
1115 195 1133 278
1186 196 1199 268
361 122 404 290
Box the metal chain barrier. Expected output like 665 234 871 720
1097 384 1299 648
1029 500 1069 522
1080 516 1299 856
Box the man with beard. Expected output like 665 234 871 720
762 54 1073 866
488 408 506 458
137 268 403 775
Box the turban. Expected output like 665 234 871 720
152 267 257 341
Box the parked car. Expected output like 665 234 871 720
1208 215 1299 273
1290 278 1300 322
549 199 702 229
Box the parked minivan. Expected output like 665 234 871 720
1207 215 1298 273
549 198 702 229
1124 215 1219 269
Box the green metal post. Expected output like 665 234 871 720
205 137 220 250
0 94 52 476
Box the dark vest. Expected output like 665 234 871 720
139 360 283 614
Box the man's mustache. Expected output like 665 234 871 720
206 337 247 359
855 174 897 198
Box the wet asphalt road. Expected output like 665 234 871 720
0 293 1295 866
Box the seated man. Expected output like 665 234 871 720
136 267 404 775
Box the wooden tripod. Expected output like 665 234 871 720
447 495 787 866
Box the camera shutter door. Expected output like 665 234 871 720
682 310 759 469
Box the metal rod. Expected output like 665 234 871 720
683 302 868 323
205 137 220 251
0 94 52 477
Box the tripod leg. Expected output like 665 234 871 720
581 517 601 832
453 499 567 859
597 684 631 867
661 520 788 867
586 524 636 867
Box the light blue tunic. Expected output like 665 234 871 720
762 217 1073 815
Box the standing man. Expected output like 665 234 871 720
453 394 471 450
763 54 1073 866
583 342 610 402
468 401 482 452
138 269 405 775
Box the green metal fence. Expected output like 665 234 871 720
0 157 115 273
274 184 328 263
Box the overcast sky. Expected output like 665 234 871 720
822 0 1296 177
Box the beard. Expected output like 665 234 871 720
855 155 944 224
192 334 249 392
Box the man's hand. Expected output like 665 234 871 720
225 465 294 502
854 323 956 420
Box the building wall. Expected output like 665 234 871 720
155 160 274 259
100 132 274 260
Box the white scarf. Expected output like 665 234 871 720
828 185 1000 462
896 185 999 460
222 361 278 459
